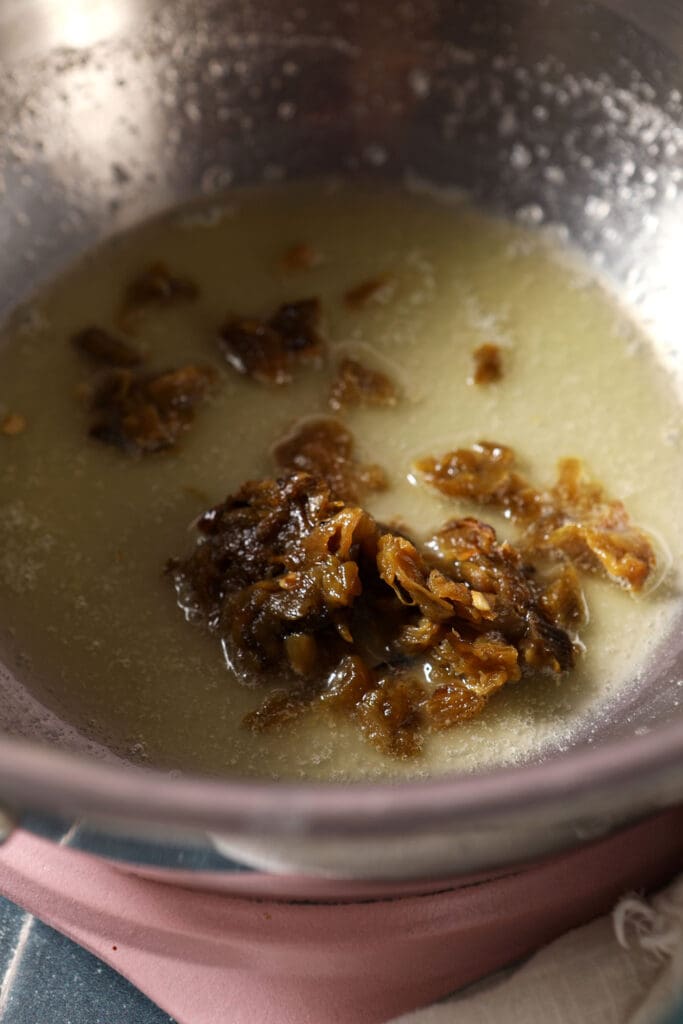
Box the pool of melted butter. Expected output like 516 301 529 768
0 181 681 780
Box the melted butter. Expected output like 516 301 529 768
0 181 681 781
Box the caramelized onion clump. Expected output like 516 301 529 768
169 463 580 758
415 441 656 591
87 365 215 454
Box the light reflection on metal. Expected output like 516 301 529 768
55 0 133 49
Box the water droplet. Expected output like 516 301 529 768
408 68 431 99
510 143 532 169
544 165 565 185
498 107 517 138
200 165 233 194
516 203 544 226
584 195 611 221
207 59 225 79
363 143 387 167
184 99 201 123
277 100 296 121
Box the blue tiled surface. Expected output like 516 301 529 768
660 999 683 1024
0 814 179 1023
0 896 175 1024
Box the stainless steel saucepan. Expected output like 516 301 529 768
0 0 681 880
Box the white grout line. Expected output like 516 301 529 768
0 912 34 1020
58 820 81 847
0 819 81 1019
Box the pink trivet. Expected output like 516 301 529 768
0 807 681 1024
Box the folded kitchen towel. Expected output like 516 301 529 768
394 875 683 1024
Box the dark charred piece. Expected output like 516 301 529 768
88 365 215 454
219 298 323 385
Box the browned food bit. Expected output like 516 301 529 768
218 318 287 384
530 458 657 590
219 298 323 385
344 274 394 309
416 441 656 591
377 534 475 623
273 416 387 502
322 657 426 758
416 441 540 519
244 687 316 732
88 364 215 454
169 473 345 616
329 356 400 411
168 472 380 679
539 565 587 633
390 616 445 658
429 631 521 695
322 654 376 709
356 675 425 758
268 299 323 359
471 343 503 385
279 243 321 271
424 682 488 730
122 262 199 315
519 610 576 673
1 412 26 436
284 633 320 676
426 518 531 631
72 326 143 367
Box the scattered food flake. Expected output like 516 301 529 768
279 243 322 271
219 298 323 385
219 318 288 384
72 326 142 367
471 343 503 385
87 364 216 455
120 263 199 327
273 416 387 502
344 274 394 309
1 412 26 436
329 356 400 411
415 441 656 591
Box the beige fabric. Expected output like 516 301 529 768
393 877 683 1024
